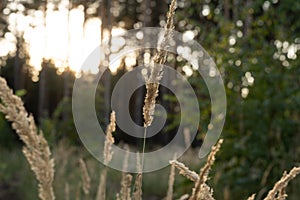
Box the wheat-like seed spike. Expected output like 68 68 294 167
133 153 142 200
103 111 116 165
122 144 130 172
119 145 132 200
183 128 191 149
178 194 190 200
0 77 55 200
264 167 300 200
247 194 256 200
189 139 223 200
275 171 288 200
170 160 199 182
198 139 223 184
96 111 116 200
120 174 133 200
196 183 215 200
143 0 177 127
65 182 70 200
133 173 142 200
75 182 81 200
96 168 108 200
79 158 91 195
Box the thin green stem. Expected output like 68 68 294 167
141 127 147 171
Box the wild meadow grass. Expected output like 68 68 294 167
0 0 299 199
1 75 300 199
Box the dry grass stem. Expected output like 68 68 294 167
189 139 223 200
170 160 199 182
178 194 190 200
133 153 142 200
196 184 215 200
275 171 287 200
183 128 191 149
198 139 223 184
65 182 70 200
76 182 81 200
264 167 300 200
166 154 177 200
119 145 132 200
96 168 108 200
133 174 142 200
120 174 133 200
96 111 116 200
79 158 91 195
136 152 142 173
0 77 55 200
122 144 130 172
104 111 116 165
143 0 177 127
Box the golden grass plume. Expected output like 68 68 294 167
96 111 116 200
0 77 55 200
188 139 223 200
263 167 300 200
143 0 177 127
79 158 91 195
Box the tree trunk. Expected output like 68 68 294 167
142 0 151 26
63 70 70 121
224 0 230 20
232 0 239 22
100 0 112 125
38 67 48 121
244 0 253 37
14 36 23 91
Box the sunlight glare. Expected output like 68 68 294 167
183 30 194 42
3 1 131 77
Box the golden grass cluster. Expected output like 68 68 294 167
79 158 91 195
0 76 300 199
0 77 55 200
1 0 300 199
143 0 177 127
263 167 300 200
96 111 116 200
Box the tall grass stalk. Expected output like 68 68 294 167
65 182 70 200
0 77 55 200
133 153 142 200
96 111 116 200
79 158 91 195
166 154 177 200
142 0 177 127
170 160 199 182
263 167 300 200
189 139 223 200
1 75 300 199
140 0 177 195
1 0 300 198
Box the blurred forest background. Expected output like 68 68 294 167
0 0 299 199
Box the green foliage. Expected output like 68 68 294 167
40 97 80 146
15 89 27 97
0 148 38 200
0 114 17 149
173 0 300 199
0 0 299 199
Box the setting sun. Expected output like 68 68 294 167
4 0 127 78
